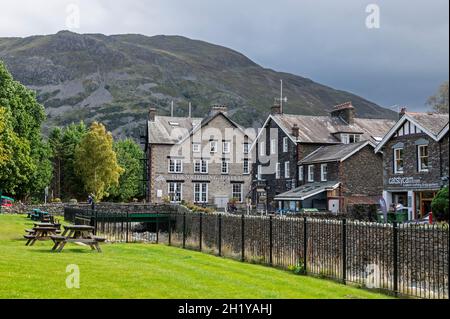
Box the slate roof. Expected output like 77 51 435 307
148 116 203 144
274 181 340 201
299 141 373 164
147 112 247 145
405 112 449 136
271 114 395 144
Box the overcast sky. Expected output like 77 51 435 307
0 0 448 111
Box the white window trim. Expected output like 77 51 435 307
257 165 262 180
394 147 404 174
210 141 218 153
222 141 231 154
243 159 250 175
308 165 314 182
284 161 290 178
270 139 277 155
275 162 281 179
283 137 288 153
418 145 429 172
232 184 243 203
192 143 201 153
243 143 249 154
168 159 183 173
168 182 183 203
259 142 265 156
221 160 229 174
194 159 208 174
299 166 304 181
321 164 327 182
194 182 208 203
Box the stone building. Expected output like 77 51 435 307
251 102 395 212
374 110 449 220
274 141 383 213
144 105 253 209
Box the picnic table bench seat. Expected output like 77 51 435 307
24 234 36 246
89 236 106 242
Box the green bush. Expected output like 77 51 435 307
432 186 449 222
288 259 306 275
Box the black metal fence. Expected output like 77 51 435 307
64 206 449 299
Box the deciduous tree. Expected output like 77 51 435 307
427 81 449 114
74 122 124 201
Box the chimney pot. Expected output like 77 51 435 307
209 104 228 116
292 124 299 137
148 107 157 122
271 103 282 115
331 102 355 125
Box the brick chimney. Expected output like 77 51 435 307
292 124 299 138
209 104 228 117
331 102 355 125
271 103 282 115
148 107 157 122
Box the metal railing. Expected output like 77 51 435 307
64 205 449 299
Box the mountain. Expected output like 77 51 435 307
0 31 396 138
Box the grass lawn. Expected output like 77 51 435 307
0 214 391 299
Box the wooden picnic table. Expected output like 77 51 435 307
33 222 61 229
24 226 58 246
51 225 105 253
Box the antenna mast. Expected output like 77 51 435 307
188 102 192 118
171 101 174 117
275 79 287 113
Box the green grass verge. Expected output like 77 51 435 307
0 214 391 299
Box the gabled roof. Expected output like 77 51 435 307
148 115 203 144
299 141 375 164
274 181 340 201
252 113 395 148
374 112 449 153
148 111 249 145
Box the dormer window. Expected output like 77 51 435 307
341 133 361 144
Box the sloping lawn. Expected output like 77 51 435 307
0 214 391 299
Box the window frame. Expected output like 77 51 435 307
168 182 183 202
283 137 288 152
275 162 281 179
299 166 304 181
210 140 218 153
321 164 328 181
221 160 229 174
284 161 290 178
243 159 250 175
194 159 208 174
194 182 208 203
168 159 183 173
232 183 243 203
418 145 429 172
222 141 231 154
192 143 201 153
270 139 277 155
393 147 404 174
308 165 314 182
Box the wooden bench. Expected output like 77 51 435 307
24 234 36 246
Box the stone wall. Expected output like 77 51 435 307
0 203 67 215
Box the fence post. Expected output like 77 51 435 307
303 217 307 274
199 213 203 252
183 212 186 249
218 214 222 256
393 221 398 296
126 211 129 243
168 214 172 246
156 215 159 244
342 219 347 285
241 214 245 262
269 216 273 266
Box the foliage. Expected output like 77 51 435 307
107 139 144 202
432 187 449 222
288 259 306 275
0 62 51 199
74 122 124 201
427 81 449 114
47 122 88 200
182 201 214 213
